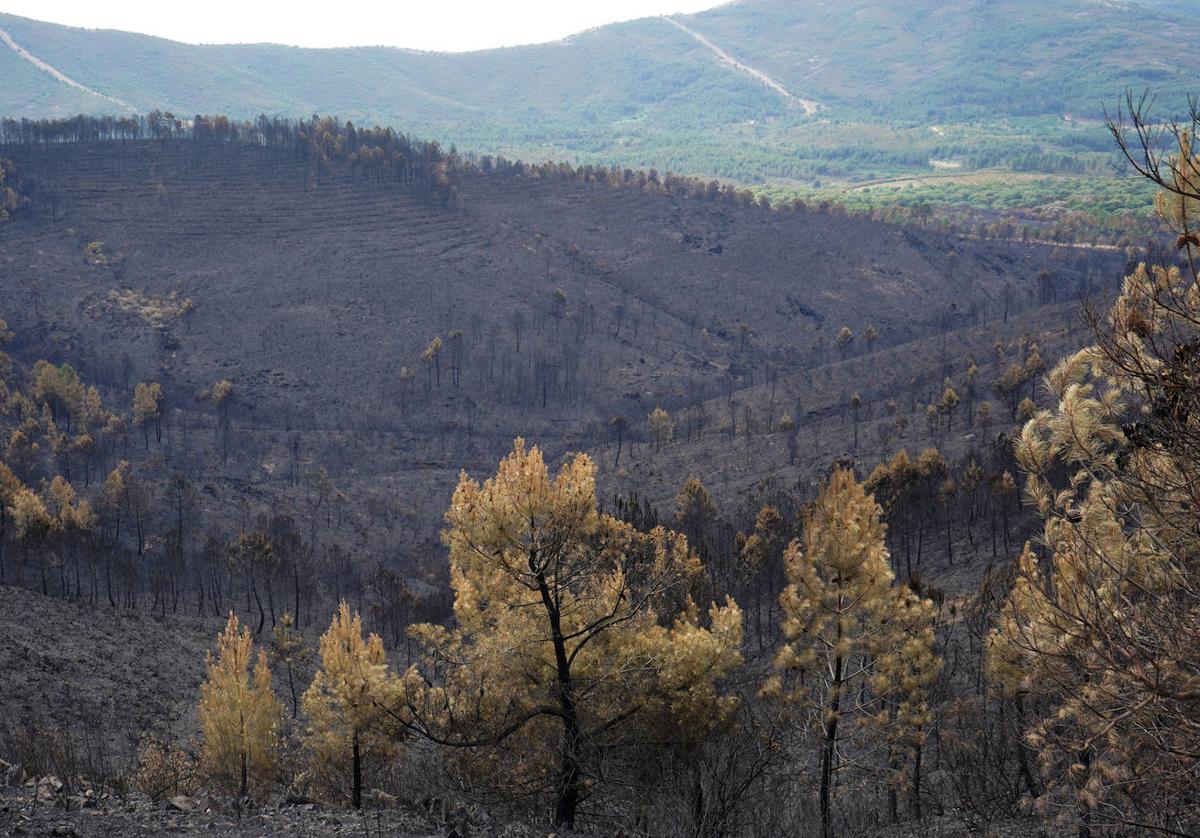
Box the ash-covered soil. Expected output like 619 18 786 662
0 785 437 837
0 586 214 748
0 779 1048 838
0 141 1124 570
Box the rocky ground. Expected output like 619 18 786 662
0 779 448 837
0 774 1052 838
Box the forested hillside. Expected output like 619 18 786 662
0 0 1192 230
5 112 1191 836
0 115 1121 596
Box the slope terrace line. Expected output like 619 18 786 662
0 25 137 113
660 16 819 115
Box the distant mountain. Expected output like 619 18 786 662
0 1 1193 198
1126 0 1195 14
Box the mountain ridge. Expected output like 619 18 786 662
1 1 1192 167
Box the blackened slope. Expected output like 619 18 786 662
0 140 1115 429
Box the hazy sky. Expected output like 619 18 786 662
1 1 730 51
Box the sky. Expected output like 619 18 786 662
0 1 730 51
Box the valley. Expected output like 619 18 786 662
0 128 1120 581
0 118 1150 833
0 0 1196 832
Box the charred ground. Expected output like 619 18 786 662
0 127 1135 832
0 133 1121 529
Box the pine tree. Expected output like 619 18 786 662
989 284 1200 833
740 504 786 649
5 429 39 480
836 326 855 360
9 485 51 592
875 585 939 822
132 381 162 449
1023 342 1044 399
421 337 443 390
867 450 917 579
302 601 402 808
45 475 95 597
977 400 993 435
32 361 85 430
648 406 672 451
404 440 742 829
609 415 629 467
674 475 718 560
987 116 1200 835
939 382 960 431
763 469 939 838
270 612 309 719
0 157 25 222
228 532 275 636
0 460 22 584
198 613 281 798
995 362 1030 420
397 366 414 413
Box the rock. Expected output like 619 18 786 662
68 791 97 810
37 775 63 803
193 792 218 814
1 759 25 787
367 788 397 805
168 794 196 812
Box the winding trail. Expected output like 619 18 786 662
0 25 137 112
660 16 819 115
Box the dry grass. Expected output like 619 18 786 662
94 289 194 326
